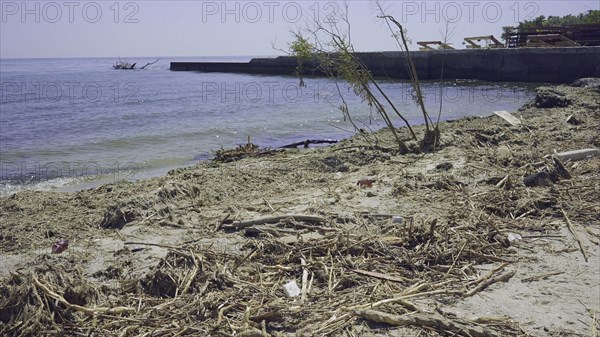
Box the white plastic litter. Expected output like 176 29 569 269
283 281 301 298
507 233 522 243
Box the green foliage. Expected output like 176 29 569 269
289 35 315 86
519 10 600 28
336 53 369 102
290 34 371 107
289 36 313 61
501 10 599 41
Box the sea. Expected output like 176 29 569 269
0 56 538 195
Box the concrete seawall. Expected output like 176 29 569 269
171 47 600 83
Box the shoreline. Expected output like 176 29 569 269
0 80 598 336
0 60 538 194
1 77 538 197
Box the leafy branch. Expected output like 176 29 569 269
288 2 442 154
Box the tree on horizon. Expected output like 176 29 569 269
501 10 600 42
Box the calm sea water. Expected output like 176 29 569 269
0 56 537 194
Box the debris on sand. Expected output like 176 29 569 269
51 239 69 254
1 81 599 337
213 138 278 162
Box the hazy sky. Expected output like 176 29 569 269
1 0 598 58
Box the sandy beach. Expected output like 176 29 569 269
1 81 599 336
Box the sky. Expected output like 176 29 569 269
1 0 598 58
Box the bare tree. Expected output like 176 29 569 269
437 21 456 126
373 0 440 152
289 1 442 154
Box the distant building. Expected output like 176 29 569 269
504 23 600 48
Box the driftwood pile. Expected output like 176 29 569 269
214 141 277 163
1 211 530 336
213 139 340 162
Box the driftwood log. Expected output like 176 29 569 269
223 214 325 229
351 309 505 337
281 139 338 148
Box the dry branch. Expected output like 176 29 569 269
140 57 160 70
280 139 339 148
32 275 135 315
352 269 411 283
223 214 326 229
466 269 516 297
351 309 506 337
561 208 589 262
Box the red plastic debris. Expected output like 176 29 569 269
51 239 69 254
357 178 376 188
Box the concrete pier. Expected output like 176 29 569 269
171 47 600 83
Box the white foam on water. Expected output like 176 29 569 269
0 176 80 196
0 160 198 196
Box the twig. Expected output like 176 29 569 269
179 252 200 294
352 269 410 283
215 213 231 231
232 245 260 271
262 198 275 212
446 241 467 276
216 303 237 326
222 214 326 230
301 258 309 302
32 275 135 315
139 57 160 70
123 241 182 250
561 208 589 262
280 139 339 148
495 175 509 189
465 270 516 297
